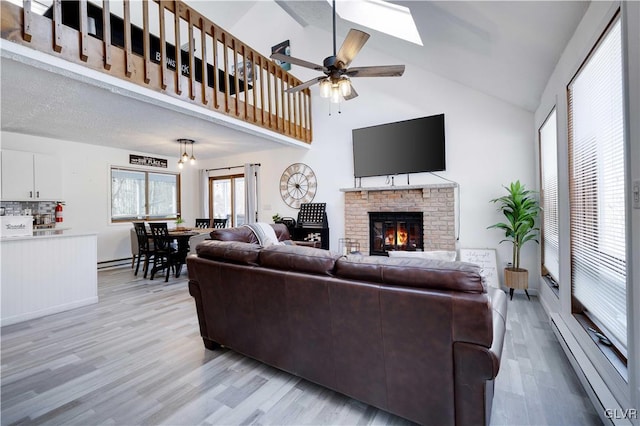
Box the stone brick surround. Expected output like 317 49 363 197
341 184 457 255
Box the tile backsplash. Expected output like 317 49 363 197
1 201 57 217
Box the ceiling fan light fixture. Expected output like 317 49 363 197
319 79 332 98
330 84 342 104
339 78 352 97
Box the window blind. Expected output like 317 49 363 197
539 109 559 281
568 16 627 349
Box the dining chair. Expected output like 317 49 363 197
195 218 211 228
148 223 179 282
213 218 228 228
133 222 154 278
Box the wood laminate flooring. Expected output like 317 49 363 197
1 267 601 425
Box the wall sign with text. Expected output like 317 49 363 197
129 155 168 168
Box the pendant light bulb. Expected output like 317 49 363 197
319 79 332 98
178 159 184 169
190 141 196 165
339 78 351 97
330 85 341 104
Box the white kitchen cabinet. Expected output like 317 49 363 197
1 150 62 201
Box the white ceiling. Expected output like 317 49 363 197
0 1 589 159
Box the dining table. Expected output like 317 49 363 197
166 227 215 278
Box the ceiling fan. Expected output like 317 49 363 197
270 0 405 102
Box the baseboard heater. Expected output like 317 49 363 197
97 258 131 270
550 313 633 426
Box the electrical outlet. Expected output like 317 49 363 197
633 180 640 209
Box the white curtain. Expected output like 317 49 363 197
244 163 260 224
198 169 209 218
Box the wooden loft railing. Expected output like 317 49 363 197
1 0 312 143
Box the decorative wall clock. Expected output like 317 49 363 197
280 163 317 209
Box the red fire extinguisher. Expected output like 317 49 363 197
55 203 64 223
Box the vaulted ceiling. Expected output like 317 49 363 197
1 1 590 159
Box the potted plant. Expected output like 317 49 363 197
488 180 539 299
175 216 186 231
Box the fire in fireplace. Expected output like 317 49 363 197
369 212 423 256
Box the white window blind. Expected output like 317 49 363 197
539 109 559 282
568 16 627 349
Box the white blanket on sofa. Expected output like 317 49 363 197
243 222 282 247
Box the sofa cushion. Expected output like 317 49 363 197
259 245 342 276
335 255 486 293
195 240 261 265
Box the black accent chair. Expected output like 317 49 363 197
133 222 154 278
195 218 211 228
213 218 228 228
148 223 180 282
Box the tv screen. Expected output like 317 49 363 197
352 114 446 178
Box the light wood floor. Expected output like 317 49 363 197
1 266 601 425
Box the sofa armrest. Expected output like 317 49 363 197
453 288 507 425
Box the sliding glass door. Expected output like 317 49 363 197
209 174 245 227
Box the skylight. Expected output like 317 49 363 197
328 0 423 46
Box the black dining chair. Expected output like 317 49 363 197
213 218 228 228
133 222 154 278
148 223 179 282
195 218 211 228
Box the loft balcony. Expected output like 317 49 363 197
1 0 313 144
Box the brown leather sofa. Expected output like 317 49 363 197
187 225 507 426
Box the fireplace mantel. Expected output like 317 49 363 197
340 183 457 193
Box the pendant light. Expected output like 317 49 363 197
176 139 196 168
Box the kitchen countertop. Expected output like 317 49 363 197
1 228 96 241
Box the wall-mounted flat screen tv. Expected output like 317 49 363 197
352 114 445 178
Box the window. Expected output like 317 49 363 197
209 174 245 227
111 168 180 222
568 15 627 351
539 109 560 285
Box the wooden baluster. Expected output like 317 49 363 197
222 32 229 112
22 0 32 42
268 63 274 128
293 84 299 138
187 10 195 100
52 0 62 52
242 45 248 119
123 0 133 77
287 76 293 136
252 52 257 123
258 56 265 125
200 18 209 106
79 0 88 61
279 69 285 132
174 1 182 95
307 89 313 142
142 0 150 84
159 1 167 89
102 0 111 70
233 40 239 116
211 25 219 109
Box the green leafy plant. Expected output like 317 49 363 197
272 213 282 222
175 216 185 226
488 180 540 270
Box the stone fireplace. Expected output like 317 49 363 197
341 184 456 255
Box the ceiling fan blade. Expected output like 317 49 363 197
270 53 325 71
344 85 359 101
284 76 326 94
347 65 405 78
336 29 370 68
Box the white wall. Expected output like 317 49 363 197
1 131 199 263
197 1 537 288
534 0 640 416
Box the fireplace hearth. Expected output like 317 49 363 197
369 212 423 256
